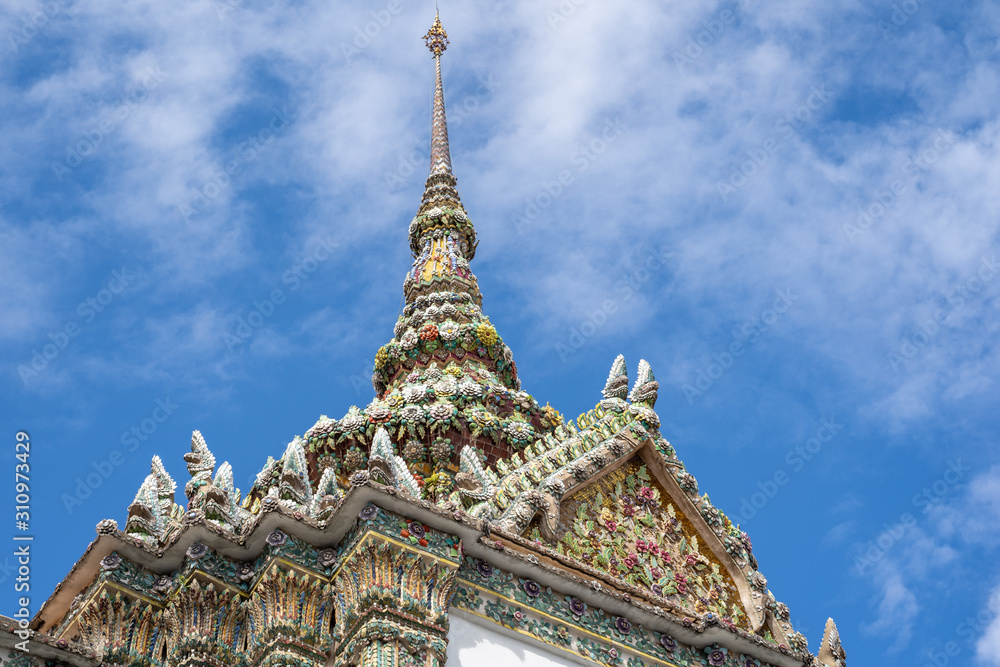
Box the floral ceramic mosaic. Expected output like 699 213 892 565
528 458 749 629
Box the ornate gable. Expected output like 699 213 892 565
532 455 752 630
477 354 808 652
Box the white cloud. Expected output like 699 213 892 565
856 466 1000 653
976 585 1000 666
865 561 920 653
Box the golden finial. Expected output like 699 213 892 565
424 11 449 56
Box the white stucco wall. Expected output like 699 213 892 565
446 613 584 667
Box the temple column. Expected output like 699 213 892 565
246 565 333 667
332 534 459 667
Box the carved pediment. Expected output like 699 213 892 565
530 454 753 630
480 356 818 644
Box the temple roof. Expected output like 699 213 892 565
38 355 815 664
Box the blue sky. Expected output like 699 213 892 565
2 0 999 664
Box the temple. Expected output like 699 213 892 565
3 14 847 667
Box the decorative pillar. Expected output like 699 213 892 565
246 566 333 667
332 535 459 667
163 579 245 667
77 590 162 667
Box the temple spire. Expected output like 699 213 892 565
420 12 462 213
368 11 524 408
425 13 451 175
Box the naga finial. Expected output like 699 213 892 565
628 359 659 407
150 455 176 515
278 437 312 507
603 354 629 400
819 617 847 667
311 467 344 521
125 474 164 541
184 430 216 504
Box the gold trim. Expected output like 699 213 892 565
261 556 329 582
456 578 681 667
331 530 460 580
179 569 248 598
78 579 165 612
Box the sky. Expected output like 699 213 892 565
1 0 999 664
